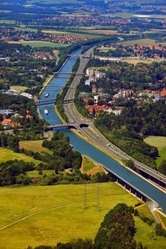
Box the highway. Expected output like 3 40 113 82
63 47 166 187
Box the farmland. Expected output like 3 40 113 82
0 183 165 249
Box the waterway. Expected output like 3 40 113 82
39 49 166 212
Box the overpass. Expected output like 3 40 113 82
36 98 74 106
46 122 89 131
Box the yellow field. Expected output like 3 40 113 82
120 38 166 46
10 85 27 91
0 183 166 249
0 147 41 165
144 136 166 150
19 140 48 152
0 183 138 249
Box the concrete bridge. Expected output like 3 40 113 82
104 166 159 206
36 98 74 106
46 122 89 131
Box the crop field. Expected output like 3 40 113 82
123 58 152 65
42 29 101 38
8 40 67 48
84 29 118 35
19 140 48 153
0 148 41 165
120 39 160 46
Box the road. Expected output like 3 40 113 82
63 47 166 187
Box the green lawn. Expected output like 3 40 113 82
0 148 42 165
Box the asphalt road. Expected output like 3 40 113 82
63 47 166 186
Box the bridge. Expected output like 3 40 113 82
36 99 55 106
46 122 89 131
53 72 83 76
36 98 74 106
104 166 159 206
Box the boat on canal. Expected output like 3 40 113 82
44 93 50 98
44 109 48 115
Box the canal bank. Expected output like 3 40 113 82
38 48 166 213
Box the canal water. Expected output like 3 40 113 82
39 49 166 212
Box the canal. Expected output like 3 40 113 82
38 49 166 212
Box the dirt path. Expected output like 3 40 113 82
0 201 78 231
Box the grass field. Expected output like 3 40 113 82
42 29 101 38
144 136 166 151
120 38 166 46
0 183 138 248
8 40 68 48
0 148 42 165
10 85 28 91
0 183 165 249
19 140 48 152
144 136 166 166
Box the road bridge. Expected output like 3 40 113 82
46 122 89 131
36 98 75 106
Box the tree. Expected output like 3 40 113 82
158 160 166 175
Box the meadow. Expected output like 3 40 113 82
144 136 166 166
0 183 166 249
0 147 41 165
8 40 67 48
120 38 166 46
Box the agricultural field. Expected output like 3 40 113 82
0 148 42 165
144 136 166 166
120 38 166 46
42 29 101 38
0 182 165 249
19 140 48 153
8 40 67 48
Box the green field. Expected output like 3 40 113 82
8 40 68 48
144 136 166 166
144 136 166 151
120 38 163 46
0 183 165 249
10 85 28 91
0 147 41 165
